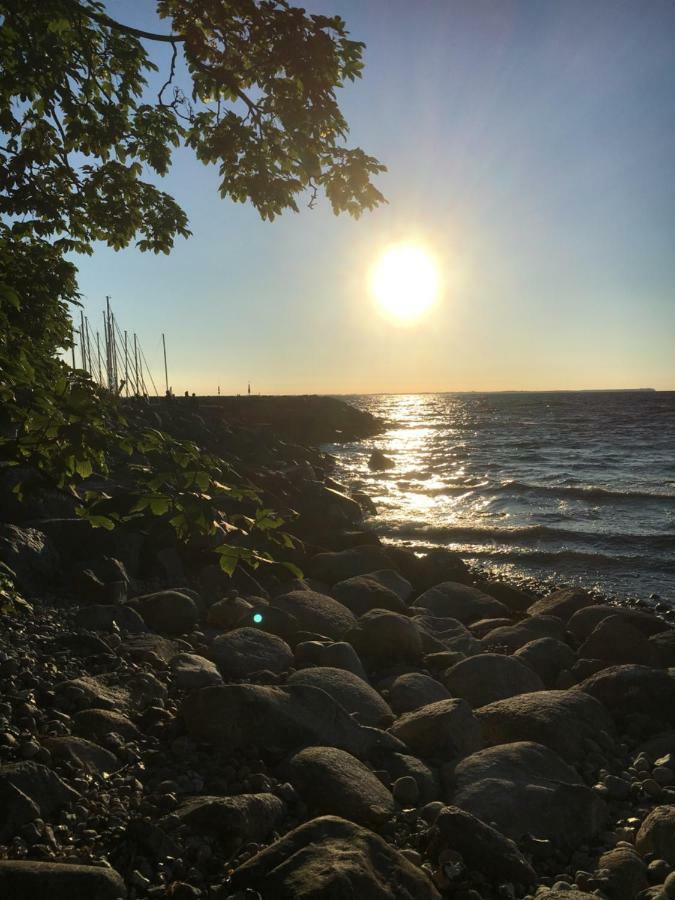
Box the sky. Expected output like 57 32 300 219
73 0 675 394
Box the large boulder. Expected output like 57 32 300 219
578 615 662 667
579 665 675 728
651 628 675 667
450 741 606 846
481 615 565 651
388 699 483 761
346 610 423 665
294 640 368 680
211 627 293 678
443 653 545 708
332 574 408 615
169 793 285 852
229 815 441 899
0 762 78 821
41 737 121 775
427 805 537 887
514 637 577 687
181 683 404 759
388 672 451 714
308 545 396 584
285 746 395 826
271 590 356 639
389 546 471 591
128 590 199 635
0 861 126 900
527 587 595 622
476 690 615 762
170 652 223 689
568 604 669 642
287 667 393 727
413 582 509 625
594 847 648 900
412 614 481 655
635 805 675 865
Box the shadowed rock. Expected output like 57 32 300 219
480 615 565 651
443 653 545 708
568 604 670 642
288 667 393 727
346 609 423 665
514 637 577 687
0 861 126 900
388 698 483 761
579 665 675 727
169 793 285 851
389 672 451 714
578 615 662 667
211 627 292 677
413 582 509 624
127 590 199 635
271 590 357 639
41 736 121 775
635 805 675 865
308 545 397 584
332 573 408 615
526 587 595 622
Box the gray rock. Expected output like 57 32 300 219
73 604 146 634
229 815 441 899
0 861 126 900
527 587 595 622
469 617 514 638
579 615 662 666
450 741 606 846
288 667 393 727
476 690 615 762
332 574 408 615
379 753 441 803
285 746 395 826
388 698 483 761
480 615 565 651
428 805 537 886
294 640 368 680
308 545 397 584
347 609 423 665
128 590 199 635
514 637 577 687
182 683 405 759
211 627 292 677
636 805 675 865
41 736 120 774
272 590 356 639
412 614 481 655
170 792 285 851
170 652 223 689
443 652 545 708
389 672 451 714
579 665 675 727
73 709 140 742
413 581 509 624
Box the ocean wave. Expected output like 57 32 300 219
498 480 675 503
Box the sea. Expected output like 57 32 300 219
325 391 675 607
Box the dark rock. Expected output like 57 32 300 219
169 793 285 850
0 524 60 593
52 632 112 658
181 683 404 759
229 815 441 899
477 580 535 614
636 806 675 865
73 709 140 742
55 675 130 711
392 775 419 807
388 698 483 761
428 805 537 886
170 652 223 689
41 736 120 774
651 628 675 667
579 615 662 667
450 741 606 846
0 861 126 900
527 587 595 622
389 546 471 591
73 604 146 634
369 449 395 470
211 628 293 678
294 640 367 680
579 665 675 728
346 609 423 665
595 846 648 900
121 633 179 664
568 604 669 642
389 672 451 714
0 780 40 841
287 667 393 727
476 690 615 762
332 574 408 615
412 614 481 655
0 762 79 822
514 637 577 687
443 652 545 708
412 581 509 625
128 590 199 635
308 545 396 585
378 753 442 803
469 617 513 638
285 746 395 826
272 590 356 639
480 614 565 651
206 595 253 629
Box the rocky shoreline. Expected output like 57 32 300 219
1 397 675 899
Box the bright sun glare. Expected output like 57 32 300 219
371 244 439 324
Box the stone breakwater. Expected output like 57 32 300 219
1 401 675 899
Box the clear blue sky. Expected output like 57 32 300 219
73 0 675 393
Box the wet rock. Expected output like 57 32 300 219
595 846 648 900
388 698 483 761
427 805 537 886
73 604 146 634
389 672 451 714
579 665 675 728
181 683 404 759
285 746 395 826
443 652 545 708
480 615 565 651
0 861 126 900
128 590 200 635
272 590 356 639
369 449 395 470
41 736 121 774
288 667 394 727
568 604 669 642
332 574 408 615
73 708 140 742
211 627 293 677
514 637 577 687
636 806 675 865
450 741 606 846
169 792 285 850
308 545 396 585
346 610 423 665
170 652 223 689
229 815 441 899
527 587 595 622
412 581 509 625
579 615 662 667
294 640 368 680
476 690 615 762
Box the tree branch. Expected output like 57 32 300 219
72 1 186 44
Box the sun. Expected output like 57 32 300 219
371 243 439 324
